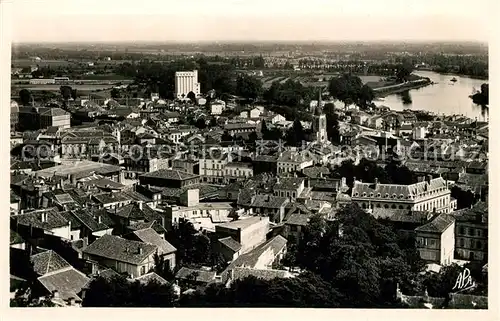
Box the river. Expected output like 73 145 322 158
373 71 489 121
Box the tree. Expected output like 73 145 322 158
60 85 73 101
248 131 258 144
152 253 175 282
82 275 176 307
179 273 343 308
385 158 414 185
187 91 197 104
236 74 263 101
195 117 207 129
396 60 414 83
221 130 233 142
208 117 218 127
285 119 305 147
110 88 122 99
358 85 375 108
324 103 341 144
328 74 368 109
19 89 33 106
166 219 212 266
450 186 478 209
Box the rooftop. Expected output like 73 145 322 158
140 169 199 181
83 234 157 265
415 213 455 234
217 216 267 231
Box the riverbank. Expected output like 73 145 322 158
427 70 488 81
373 78 432 97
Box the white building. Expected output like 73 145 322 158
175 70 201 100
210 100 226 115
413 126 429 140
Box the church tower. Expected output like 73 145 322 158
312 88 328 143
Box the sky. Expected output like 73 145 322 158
8 0 492 43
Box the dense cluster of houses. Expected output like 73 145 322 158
9 84 488 307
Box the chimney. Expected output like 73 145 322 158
426 174 432 183
52 290 59 299
97 215 102 224
138 247 143 255
374 177 379 187
41 212 48 223
68 297 76 306
138 202 143 210
70 174 76 185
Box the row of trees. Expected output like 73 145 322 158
332 158 415 187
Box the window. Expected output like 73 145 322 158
398 205 404 209
468 228 474 236
460 238 464 247
141 266 146 275
476 229 482 237
459 226 465 235
430 239 435 246
476 241 482 249
384 204 389 209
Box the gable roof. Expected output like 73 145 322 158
14 209 69 230
31 250 72 276
83 234 157 265
131 228 176 254
133 272 168 285
175 267 216 283
415 214 455 234
218 236 242 252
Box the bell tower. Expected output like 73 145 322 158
313 88 328 143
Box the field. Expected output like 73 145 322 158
12 84 118 91
11 59 134 68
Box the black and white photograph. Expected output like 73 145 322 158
3 0 495 313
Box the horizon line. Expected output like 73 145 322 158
12 39 489 45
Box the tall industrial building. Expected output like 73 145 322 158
175 70 201 100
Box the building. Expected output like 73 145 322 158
351 176 455 213
215 216 269 254
277 151 314 174
273 177 305 201
29 78 56 85
452 202 488 262
415 213 455 265
252 155 278 175
82 234 158 278
164 189 233 231
18 107 71 131
139 169 200 188
223 162 253 183
210 100 226 115
124 227 177 270
175 70 201 100
311 89 328 143
11 100 19 131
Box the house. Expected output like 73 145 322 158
245 194 289 223
451 201 488 262
125 228 177 270
273 177 305 201
164 189 233 231
223 162 253 183
82 234 159 278
284 212 313 242
175 267 217 288
215 216 269 254
415 213 455 266
216 236 243 263
270 114 286 124
252 155 278 175
277 151 314 174
139 169 200 188
10 249 90 306
12 208 72 240
210 101 225 115
221 235 288 283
